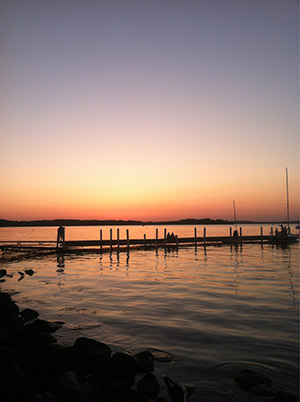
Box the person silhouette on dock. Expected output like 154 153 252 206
56 226 65 249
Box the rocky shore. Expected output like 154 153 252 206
0 289 195 402
0 287 298 402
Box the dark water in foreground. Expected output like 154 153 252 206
0 225 299 401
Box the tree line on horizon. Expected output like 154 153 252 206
0 217 292 227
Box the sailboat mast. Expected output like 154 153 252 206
286 167 290 229
233 200 237 230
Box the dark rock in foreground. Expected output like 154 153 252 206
21 308 40 321
0 289 298 402
0 290 194 402
273 391 299 402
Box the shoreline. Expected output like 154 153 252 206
0 219 299 228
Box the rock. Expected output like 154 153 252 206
27 393 60 402
0 375 40 402
81 374 103 401
164 376 193 402
62 338 111 379
0 279 6 282
73 336 112 359
20 308 40 321
0 291 13 303
0 292 19 320
18 271 25 276
58 371 90 402
137 373 160 399
134 350 154 373
0 269 7 277
25 269 35 276
109 352 137 394
273 391 299 402
111 389 149 402
26 319 63 333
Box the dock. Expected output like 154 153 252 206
0 225 294 255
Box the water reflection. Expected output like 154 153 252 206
56 252 65 273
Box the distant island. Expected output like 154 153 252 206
0 218 297 227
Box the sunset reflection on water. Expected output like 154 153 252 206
0 226 298 401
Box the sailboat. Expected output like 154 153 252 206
272 168 299 244
232 200 239 241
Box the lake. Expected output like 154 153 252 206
0 224 299 401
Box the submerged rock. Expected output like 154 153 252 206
0 269 7 277
25 269 35 276
234 368 272 387
234 368 273 396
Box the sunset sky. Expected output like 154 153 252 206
1 0 299 221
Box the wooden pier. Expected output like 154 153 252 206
0 226 296 255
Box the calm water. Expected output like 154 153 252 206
0 225 299 401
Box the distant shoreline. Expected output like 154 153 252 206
0 218 298 227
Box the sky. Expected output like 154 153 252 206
0 0 299 222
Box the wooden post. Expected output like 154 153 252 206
194 227 197 247
260 227 263 243
176 235 178 248
126 229 129 250
110 228 112 251
100 229 103 253
156 228 158 248
239 227 242 243
270 227 273 242
144 234 146 248
203 227 206 248
164 228 167 245
230 227 232 237
117 228 120 250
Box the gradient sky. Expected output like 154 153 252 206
1 0 299 221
